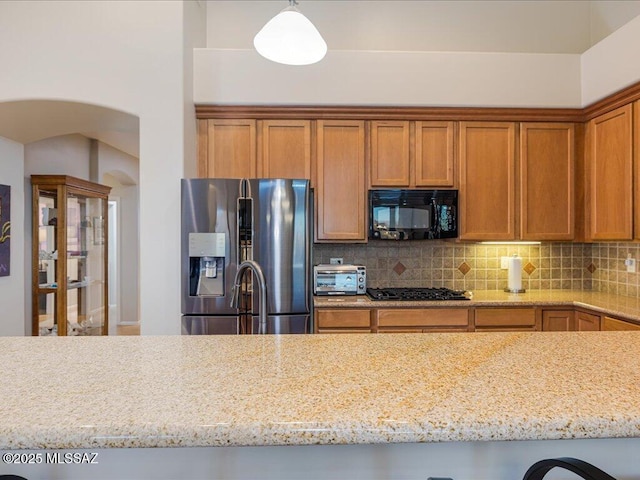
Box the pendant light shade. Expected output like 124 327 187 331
253 1 327 66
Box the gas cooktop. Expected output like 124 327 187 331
366 287 469 301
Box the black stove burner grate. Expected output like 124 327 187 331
366 287 469 301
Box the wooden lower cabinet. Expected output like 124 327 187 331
315 306 639 334
576 311 601 331
542 310 575 331
315 309 372 333
601 316 640 331
375 308 471 333
474 308 540 331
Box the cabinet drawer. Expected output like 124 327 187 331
316 309 371 328
317 328 371 334
376 309 469 328
475 308 537 327
602 316 640 331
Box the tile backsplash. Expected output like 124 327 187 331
312 240 640 298
591 243 640 297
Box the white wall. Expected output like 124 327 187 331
0 0 196 335
97 142 139 185
581 14 640 105
199 1 585 108
194 49 582 107
24 134 91 178
98 142 139 327
0 136 25 336
183 1 207 179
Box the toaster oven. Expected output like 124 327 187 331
313 264 366 295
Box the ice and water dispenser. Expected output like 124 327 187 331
188 233 226 297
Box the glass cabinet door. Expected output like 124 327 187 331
36 191 59 335
67 195 106 335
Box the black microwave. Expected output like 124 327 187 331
369 189 458 240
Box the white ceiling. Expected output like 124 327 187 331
206 0 640 54
0 100 139 158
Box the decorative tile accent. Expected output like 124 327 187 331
587 263 596 274
458 262 471 276
393 261 406 276
523 262 537 275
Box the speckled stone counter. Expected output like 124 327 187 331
2 331 640 451
314 289 640 323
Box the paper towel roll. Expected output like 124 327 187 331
507 254 523 291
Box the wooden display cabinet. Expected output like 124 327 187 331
31 175 111 336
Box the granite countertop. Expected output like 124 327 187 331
2 331 640 450
314 290 640 323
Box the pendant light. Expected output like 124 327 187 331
253 0 327 66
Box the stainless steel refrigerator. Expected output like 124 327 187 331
181 178 312 334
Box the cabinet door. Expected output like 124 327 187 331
459 122 516 240
588 105 633 240
259 120 312 181
542 310 575 331
576 311 600 331
415 121 456 187
316 120 366 241
369 121 410 187
601 316 640 331
202 119 257 178
520 123 575 240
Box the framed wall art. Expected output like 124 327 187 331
0 184 10 277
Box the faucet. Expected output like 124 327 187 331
230 260 268 334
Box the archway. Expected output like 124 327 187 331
0 99 139 335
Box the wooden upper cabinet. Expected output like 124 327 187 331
520 123 575 240
316 120 366 242
258 119 312 182
587 104 633 240
415 121 456 187
199 119 257 178
369 121 410 186
369 121 455 188
459 122 516 240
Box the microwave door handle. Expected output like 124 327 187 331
431 202 439 239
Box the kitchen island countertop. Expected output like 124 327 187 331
2 330 640 451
